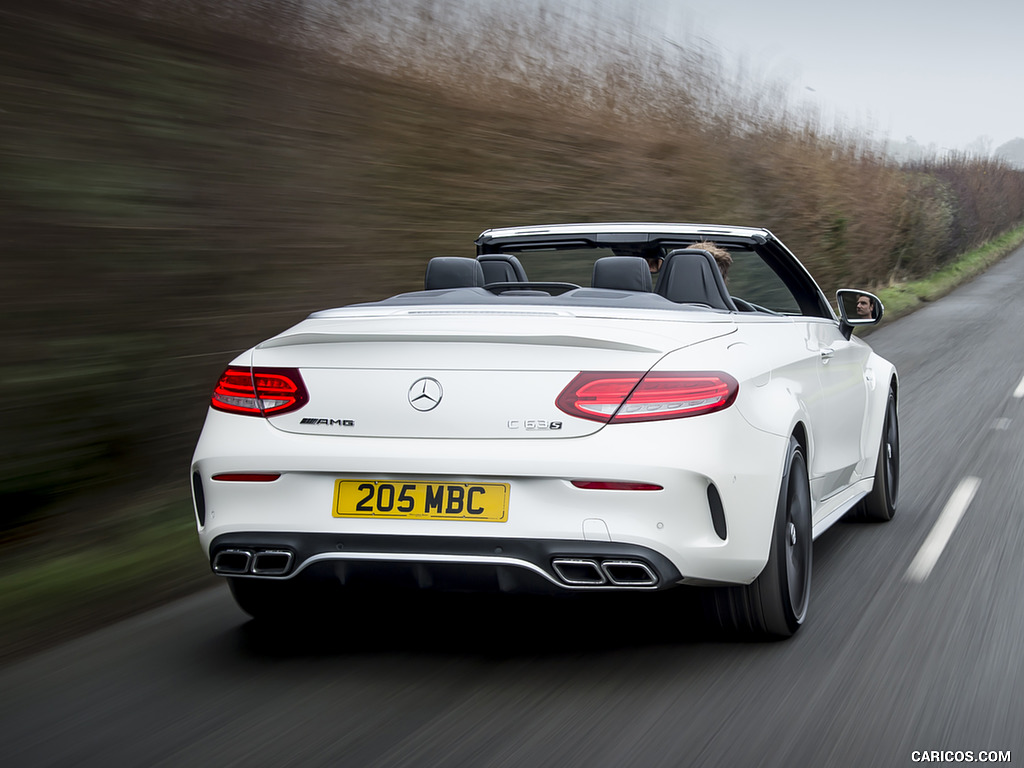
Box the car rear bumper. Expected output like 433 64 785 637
192 408 790 587
208 532 684 594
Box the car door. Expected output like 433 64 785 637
716 244 870 514
805 319 870 504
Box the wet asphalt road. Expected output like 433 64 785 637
4 248 1024 768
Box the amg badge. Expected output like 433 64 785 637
300 418 355 426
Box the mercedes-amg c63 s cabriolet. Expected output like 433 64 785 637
191 222 899 638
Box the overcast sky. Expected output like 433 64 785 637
647 0 1022 152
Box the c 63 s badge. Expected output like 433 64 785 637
507 419 562 430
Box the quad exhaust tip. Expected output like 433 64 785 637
551 557 657 587
212 548 294 577
552 558 606 585
601 560 657 586
212 549 253 575
252 550 294 576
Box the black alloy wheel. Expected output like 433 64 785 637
705 436 812 638
852 387 899 522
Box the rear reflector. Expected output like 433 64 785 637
571 481 663 491
212 473 281 482
211 367 308 417
556 371 738 423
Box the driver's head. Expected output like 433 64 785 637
611 244 664 274
856 294 874 317
690 241 732 281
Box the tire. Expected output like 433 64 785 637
705 436 812 639
851 387 899 522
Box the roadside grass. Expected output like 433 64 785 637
1 225 1022 664
0 490 216 662
874 224 1024 323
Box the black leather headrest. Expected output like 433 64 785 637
591 256 654 292
424 257 486 290
655 250 736 310
477 254 528 283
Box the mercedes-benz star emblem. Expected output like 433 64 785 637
408 377 443 411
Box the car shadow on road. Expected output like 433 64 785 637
230 588 742 661
218 511 883 662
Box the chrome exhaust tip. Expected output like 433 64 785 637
551 558 606 585
251 550 294 576
212 549 253 575
601 560 657 586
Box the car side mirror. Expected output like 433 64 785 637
836 289 883 339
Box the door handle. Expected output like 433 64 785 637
820 347 835 362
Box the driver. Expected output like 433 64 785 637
690 241 733 281
856 294 876 318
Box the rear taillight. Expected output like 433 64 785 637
556 371 738 423
211 367 308 417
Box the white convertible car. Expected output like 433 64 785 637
191 223 898 638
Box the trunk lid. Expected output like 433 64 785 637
252 307 736 438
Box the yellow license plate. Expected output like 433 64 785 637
333 480 509 521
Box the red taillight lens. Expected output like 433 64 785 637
556 371 738 423
211 367 308 417
571 481 663 490
556 372 644 420
212 473 281 482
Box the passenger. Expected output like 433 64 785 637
644 253 664 275
611 244 666 275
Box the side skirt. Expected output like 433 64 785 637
811 478 872 539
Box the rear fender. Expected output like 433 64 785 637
733 373 812 444
861 363 898 471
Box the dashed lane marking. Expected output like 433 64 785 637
905 476 981 583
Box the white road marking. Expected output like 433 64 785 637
1014 376 1024 399
905 476 981 583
